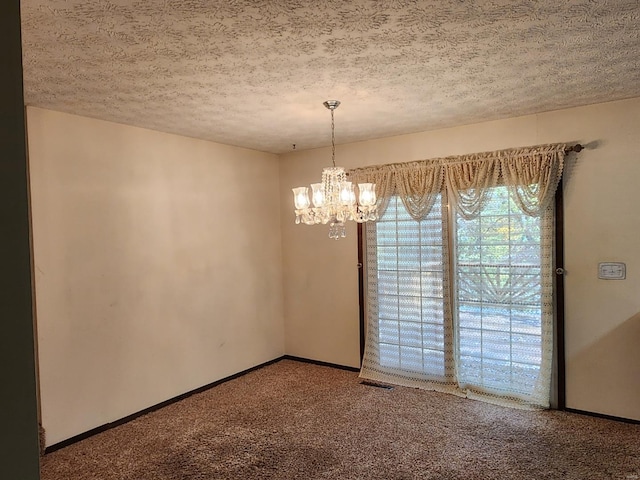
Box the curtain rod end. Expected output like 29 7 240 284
565 144 583 153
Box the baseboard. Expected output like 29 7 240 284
46 357 637 454
44 354 361 454
45 356 285 454
282 354 360 372
564 408 640 425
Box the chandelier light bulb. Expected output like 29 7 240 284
292 187 310 211
358 183 376 206
339 182 354 206
311 183 325 208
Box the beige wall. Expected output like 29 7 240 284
28 107 285 446
280 97 640 421
28 97 640 446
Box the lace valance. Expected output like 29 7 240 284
348 144 566 220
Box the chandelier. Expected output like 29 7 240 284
292 101 378 239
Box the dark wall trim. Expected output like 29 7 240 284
357 223 366 364
565 408 640 426
43 351 638 455
45 357 283 453
282 355 360 373
45 355 360 454
554 186 567 410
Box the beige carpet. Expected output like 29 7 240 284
41 360 640 479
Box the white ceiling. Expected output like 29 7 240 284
20 0 640 154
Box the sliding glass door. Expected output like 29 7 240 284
361 188 554 408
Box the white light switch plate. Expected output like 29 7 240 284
598 262 626 280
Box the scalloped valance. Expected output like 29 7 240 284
348 144 566 220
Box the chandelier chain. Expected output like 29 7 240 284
331 108 336 168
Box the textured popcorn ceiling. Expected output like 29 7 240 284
20 0 640 154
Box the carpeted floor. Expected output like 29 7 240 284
41 360 640 479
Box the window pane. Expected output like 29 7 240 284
398 296 421 322
379 343 400 369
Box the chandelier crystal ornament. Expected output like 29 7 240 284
292 100 378 239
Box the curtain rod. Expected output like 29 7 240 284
348 143 584 177
565 144 583 153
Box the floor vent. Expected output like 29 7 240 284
360 380 394 390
